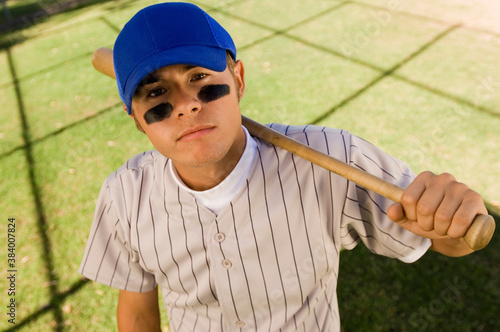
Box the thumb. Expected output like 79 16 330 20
387 203 407 223
387 203 443 240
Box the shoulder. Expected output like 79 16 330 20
104 150 167 188
263 123 353 156
266 123 349 138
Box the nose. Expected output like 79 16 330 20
171 87 201 118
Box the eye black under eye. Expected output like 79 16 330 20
198 84 230 103
144 103 173 124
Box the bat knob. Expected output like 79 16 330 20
463 214 496 251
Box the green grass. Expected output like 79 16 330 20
0 0 499 331
240 35 380 124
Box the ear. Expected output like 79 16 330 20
123 104 135 118
124 104 145 133
233 60 246 100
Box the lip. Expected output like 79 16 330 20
178 125 216 142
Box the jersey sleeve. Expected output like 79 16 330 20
79 180 157 292
339 134 431 262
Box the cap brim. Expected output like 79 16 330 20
123 46 228 111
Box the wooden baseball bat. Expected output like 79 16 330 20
91 47 495 251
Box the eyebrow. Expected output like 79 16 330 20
180 65 197 73
135 75 158 96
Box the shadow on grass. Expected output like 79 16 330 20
4 279 90 332
0 1 44 25
5 46 64 331
0 0 137 49
0 0 106 34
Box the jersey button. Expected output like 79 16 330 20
236 320 246 327
222 259 232 269
214 233 226 242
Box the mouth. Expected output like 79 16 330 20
178 125 216 142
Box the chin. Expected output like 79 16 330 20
177 144 232 168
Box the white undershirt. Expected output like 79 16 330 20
170 126 257 215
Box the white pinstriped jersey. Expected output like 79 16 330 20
79 124 430 331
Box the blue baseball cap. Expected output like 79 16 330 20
113 2 237 114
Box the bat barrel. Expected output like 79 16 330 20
92 47 115 79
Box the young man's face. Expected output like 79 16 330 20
130 60 246 179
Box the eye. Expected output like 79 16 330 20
191 73 208 82
148 88 166 98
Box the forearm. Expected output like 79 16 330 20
117 288 161 332
117 308 161 332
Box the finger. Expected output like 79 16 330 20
400 171 442 230
432 180 471 236
433 193 462 236
447 191 486 239
415 184 445 232
387 203 429 238
400 177 426 222
387 203 426 237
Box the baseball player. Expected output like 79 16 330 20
79 2 489 331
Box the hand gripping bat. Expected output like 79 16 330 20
91 47 495 251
